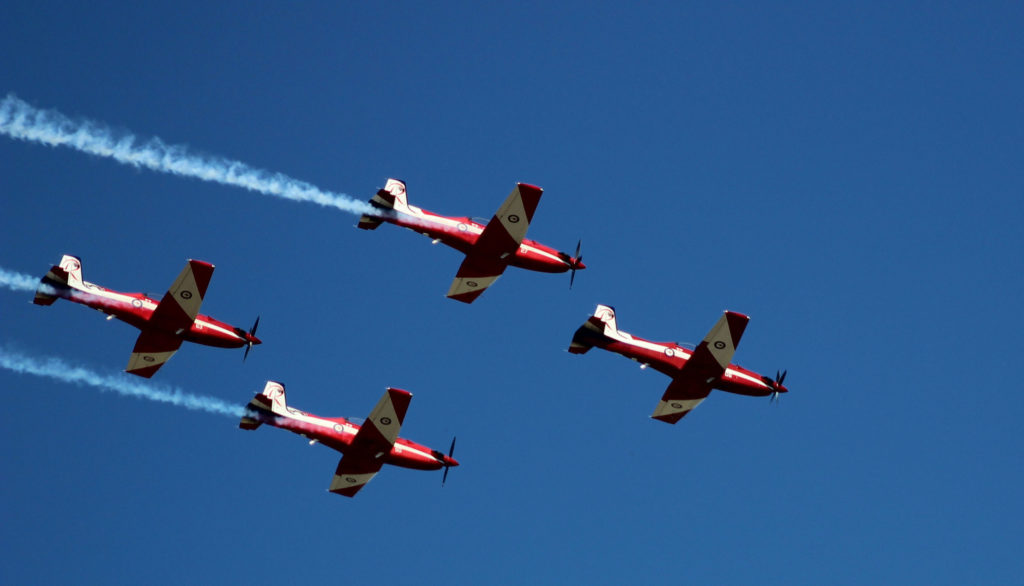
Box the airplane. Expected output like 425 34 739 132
569 305 788 423
239 381 459 497
32 254 261 378
357 178 586 303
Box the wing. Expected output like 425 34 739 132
147 260 214 333
328 454 386 497
351 387 411 451
479 183 543 252
327 388 412 496
651 311 749 423
125 329 184 378
446 255 509 304
651 377 713 424
445 184 542 304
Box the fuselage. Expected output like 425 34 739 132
254 405 457 471
58 280 259 349
378 206 581 274
594 331 782 397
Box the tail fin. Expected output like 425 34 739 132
358 178 410 229
239 381 289 430
33 254 84 305
569 305 619 354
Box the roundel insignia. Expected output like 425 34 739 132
180 290 193 300
671 402 683 409
457 223 468 231
466 281 478 288
714 341 726 350
664 348 675 357
345 477 357 484
379 416 392 425
507 214 520 223
143 356 155 362
334 424 344 433
131 299 143 308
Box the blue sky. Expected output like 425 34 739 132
1 2 1022 584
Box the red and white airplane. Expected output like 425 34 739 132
33 254 261 378
240 382 458 497
357 178 586 303
569 305 788 423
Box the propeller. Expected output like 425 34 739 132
569 239 584 289
441 436 457 487
243 315 260 361
768 370 787 403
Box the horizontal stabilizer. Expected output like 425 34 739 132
239 381 289 429
358 178 409 229
568 305 618 354
33 267 69 305
34 254 85 305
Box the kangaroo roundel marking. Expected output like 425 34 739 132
714 341 726 350
457 223 468 232
671 402 683 409
508 214 520 223
334 424 344 433
131 299 143 308
345 477 357 484
665 348 675 357
180 290 193 300
466 281 478 288
143 356 155 363
379 416 392 425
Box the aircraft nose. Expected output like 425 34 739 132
574 260 586 270
444 455 460 467
248 334 263 345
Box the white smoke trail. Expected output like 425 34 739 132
0 346 246 418
0 94 374 216
0 268 38 292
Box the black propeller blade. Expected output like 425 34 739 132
769 370 787 404
442 436 456 487
569 239 583 289
243 315 260 362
